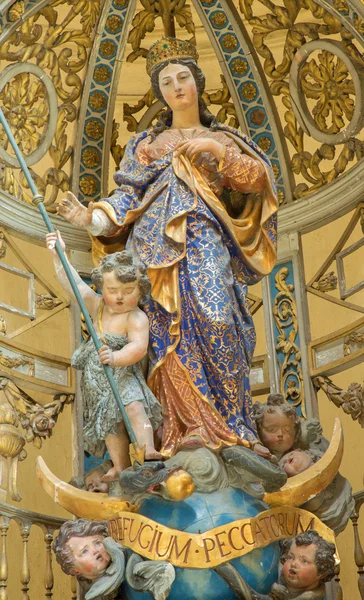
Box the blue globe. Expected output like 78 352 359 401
122 487 280 600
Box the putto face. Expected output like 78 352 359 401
67 535 111 580
279 450 314 478
158 63 198 113
101 271 141 314
259 411 295 455
282 542 322 591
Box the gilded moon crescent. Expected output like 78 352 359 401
264 417 343 507
37 417 343 519
36 456 139 520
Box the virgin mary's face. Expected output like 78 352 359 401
158 63 198 112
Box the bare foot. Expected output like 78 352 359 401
56 191 94 229
101 466 123 483
145 448 163 461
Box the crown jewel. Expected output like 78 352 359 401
146 37 199 75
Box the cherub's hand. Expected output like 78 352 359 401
253 442 272 460
98 345 115 366
56 191 94 229
46 230 65 255
174 137 224 162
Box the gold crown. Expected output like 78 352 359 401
146 37 199 75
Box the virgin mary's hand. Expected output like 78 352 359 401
174 138 224 162
56 191 94 229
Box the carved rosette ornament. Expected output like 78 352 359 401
290 40 364 145
0 377 74 501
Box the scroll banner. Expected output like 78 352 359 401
108 506 335 569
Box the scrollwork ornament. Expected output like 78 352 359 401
290 39 364 145
237 0 364 199
0 0 102 209
0 63 58 168
273 267 304 408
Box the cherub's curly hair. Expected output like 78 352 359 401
251 393 300 442
91 251 151 300
53 519 108 576
280 530 336 583
149 58 218 141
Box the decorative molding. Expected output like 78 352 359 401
309 315 364 377
0 336 75 395
72 0 137 202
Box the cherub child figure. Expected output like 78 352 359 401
251 393 300 461
53 519 175 600
275 530 336 599
279 449 319 478
218 530 336 600
46 232 162 481
53 520 112 582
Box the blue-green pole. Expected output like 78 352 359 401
0 108 140 451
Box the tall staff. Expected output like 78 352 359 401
0 108 144 465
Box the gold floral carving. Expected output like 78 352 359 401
0 0 103 210
126 0 195 64
100 40 116 58
257 136 271 153
231 58 248 76
301 50 355 135
110 119 125 167
89 91 107 111
312 271 338 293
343 331 364 356
0 232 6 259
124 87 157 133
0 377 73 501
314 376 364 427
0 350 34 377
273 267 304 407
211 11 227 28
94 65 111 83
0 377 74 448
35 293 62 311
8 1 25 22
0 316 6 336
240 82 256 101
221 33 238 51
237 0 364 200
203 75 238 129
79 175 99 196
106 15 122 33
85 120 104 139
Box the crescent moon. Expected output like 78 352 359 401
264 417 343 508
36 456 139 520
